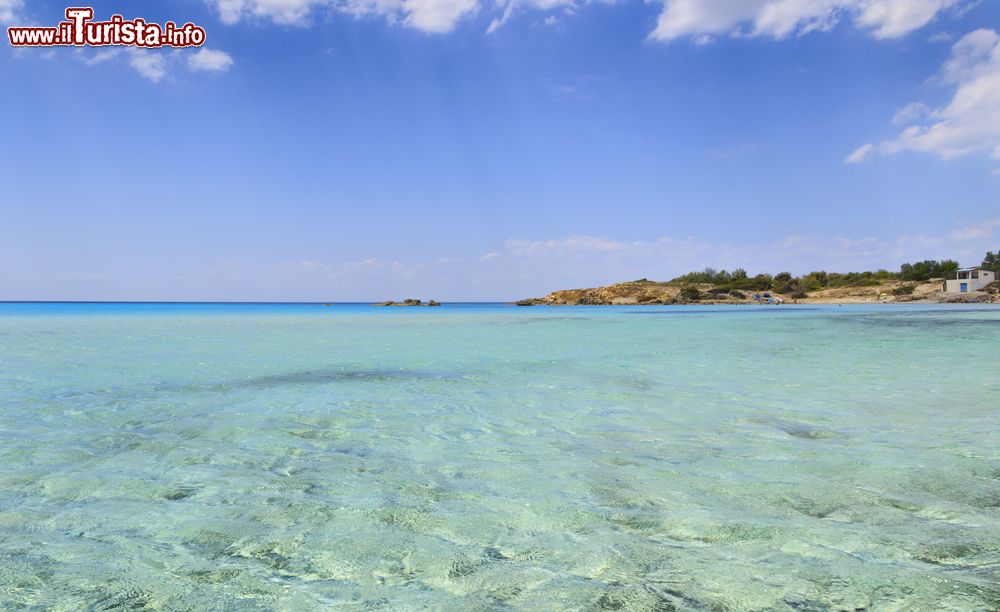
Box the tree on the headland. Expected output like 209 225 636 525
899 260 959 282
772 272 794 293
667 259 962 296
983 251 1000 273
670 268 732 284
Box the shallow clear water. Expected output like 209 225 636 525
1 303 999 610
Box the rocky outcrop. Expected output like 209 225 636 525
516 278 958 305
373 299 442 307
517 280 735 305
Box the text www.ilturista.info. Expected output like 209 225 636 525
7 7 206 48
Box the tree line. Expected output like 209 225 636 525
667 250 998 298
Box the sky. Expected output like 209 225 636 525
1 0 999 301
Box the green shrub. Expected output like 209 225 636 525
680 287 701 301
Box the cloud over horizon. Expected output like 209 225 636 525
96 221 996 302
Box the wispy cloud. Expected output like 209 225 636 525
0 0 22 24
891 101 931 125
479 223 999 288
244 221 1000 299
844 143 874 164
23 222 996 301
208 0 480 34
205 0 967 40
62 47 235 83
650 0 967 43
852 28 1000 167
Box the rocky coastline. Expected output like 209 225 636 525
515 278 998 306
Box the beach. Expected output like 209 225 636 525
1 302 999 609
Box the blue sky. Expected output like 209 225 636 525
2 0 999 300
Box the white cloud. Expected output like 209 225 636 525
402 0 478 32
844 142 875 163
486 0 577 32
205 0 969 39
0 0 22 24
854 0 958 39
214 0 320 25
187 48 235 72
70 47 234 83
129 52 168 83
863 28 1000 162
650 0 964 43
208 0 478 33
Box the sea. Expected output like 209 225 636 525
1 302 998 610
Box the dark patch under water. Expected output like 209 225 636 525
165 369 444 394
839 315 1000 329
624 308 821 315
775 422 843 440
230 369 435 388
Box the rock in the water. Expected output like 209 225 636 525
373 299 441 307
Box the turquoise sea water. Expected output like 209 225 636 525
1 303 999 610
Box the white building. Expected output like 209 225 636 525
944 267 997 293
